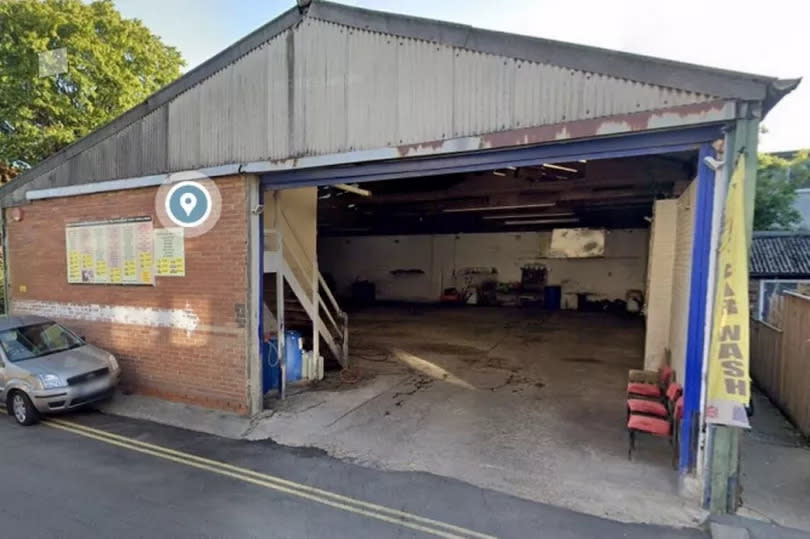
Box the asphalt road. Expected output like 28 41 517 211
0 410 708 539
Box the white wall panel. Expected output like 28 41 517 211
669 181 697 383
320 229 649 303
644 199 678 370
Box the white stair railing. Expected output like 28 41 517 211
263 209 348 374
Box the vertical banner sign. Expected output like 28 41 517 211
705 154 751 428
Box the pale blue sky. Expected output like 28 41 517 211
114 0 808 152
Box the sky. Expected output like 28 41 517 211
114 0 809 152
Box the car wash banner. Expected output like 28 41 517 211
705 154 750 428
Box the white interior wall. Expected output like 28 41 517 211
264 187 318 287
643 199 678 369
668 181 697 383
319 229 649 303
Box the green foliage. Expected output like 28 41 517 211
784 149 810 189
754 150 809 230
0 0 183 169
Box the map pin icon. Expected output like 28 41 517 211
180 192 198 217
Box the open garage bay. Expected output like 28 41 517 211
258 306 706 526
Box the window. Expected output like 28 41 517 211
0 323 83 363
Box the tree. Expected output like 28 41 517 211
753 151 809 230
0 0 184 171
784 149 810 189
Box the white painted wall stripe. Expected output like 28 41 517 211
12 299 200 335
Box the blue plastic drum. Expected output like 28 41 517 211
262 330 303 393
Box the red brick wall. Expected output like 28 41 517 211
6 176 251 413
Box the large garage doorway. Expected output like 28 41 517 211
259 131 715 524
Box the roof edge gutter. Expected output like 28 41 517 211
26 164 241 201
763 77 802 116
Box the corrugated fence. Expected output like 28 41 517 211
750 292 810 436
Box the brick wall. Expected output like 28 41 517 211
5 176 251 413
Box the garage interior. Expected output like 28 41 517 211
260 149 705 525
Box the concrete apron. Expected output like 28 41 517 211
101 307 709 528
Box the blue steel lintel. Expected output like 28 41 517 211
260 125 724 188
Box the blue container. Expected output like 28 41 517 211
544 285 562 311
262 330 303 393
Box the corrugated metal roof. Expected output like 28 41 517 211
0 1 798 205
750 232 810 277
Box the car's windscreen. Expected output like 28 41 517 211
0 323 83 363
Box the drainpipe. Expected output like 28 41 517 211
1 207 8 315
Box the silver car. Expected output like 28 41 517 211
0 315 120 425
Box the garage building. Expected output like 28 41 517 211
0 0 797 516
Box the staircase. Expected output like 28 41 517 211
263 208 348 374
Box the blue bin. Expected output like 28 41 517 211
262 330 303 393
544 286 562 311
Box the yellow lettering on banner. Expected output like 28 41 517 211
706 154 751 427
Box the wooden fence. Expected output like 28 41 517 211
750 292 810 436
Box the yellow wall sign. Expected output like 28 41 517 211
705 155 750 428
65 218 154 286
154 228 185 277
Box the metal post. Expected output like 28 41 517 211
341 313 349 369
706 108 760 513
274 192 286 399
742 105 761 249
311 263 319 381
248 177 264 415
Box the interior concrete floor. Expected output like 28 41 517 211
256 305 707 527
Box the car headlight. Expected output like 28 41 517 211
38 373 66 390
108 354 119 371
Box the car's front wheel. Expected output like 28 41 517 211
10 391 39 426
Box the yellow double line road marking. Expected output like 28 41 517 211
43 418 496 539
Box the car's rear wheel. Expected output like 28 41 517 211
10 391 39 426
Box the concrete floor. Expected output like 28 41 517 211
738 390 810 532
253 306 707 527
